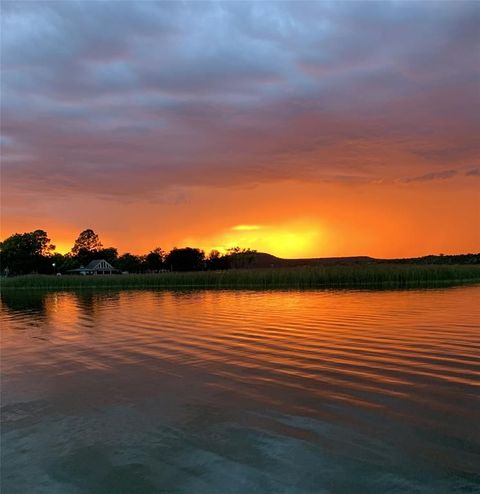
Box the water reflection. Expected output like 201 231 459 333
1 287 480 493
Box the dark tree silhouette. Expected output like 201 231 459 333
165 247 205 271
70 229 114 266
225 247 257 268
0 230 55 275
206 249 229 270
145 248 165 272
96 247 118 265
50 252 77 273
3 227 480 277
117 253 144 273
32 230 56 256
71 229 103 256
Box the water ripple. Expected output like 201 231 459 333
1 286 480 493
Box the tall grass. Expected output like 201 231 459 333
2 264 480 290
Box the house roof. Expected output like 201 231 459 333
85 259 114 270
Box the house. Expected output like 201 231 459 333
68 259 120 275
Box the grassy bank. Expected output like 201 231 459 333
2 264 480 290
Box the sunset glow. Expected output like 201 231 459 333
1 3 480 491
185 222 323 258
1 1 479 258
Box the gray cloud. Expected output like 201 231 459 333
465 167 480 177
2 1 479 198
402 170 458 183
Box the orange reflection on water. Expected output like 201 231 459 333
2 288 479 394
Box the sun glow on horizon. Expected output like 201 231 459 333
183 222 325 259
53 242 72 255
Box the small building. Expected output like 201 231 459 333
68 259 119 275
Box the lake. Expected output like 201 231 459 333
1 287 479 493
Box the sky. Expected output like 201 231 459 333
1 0 479 258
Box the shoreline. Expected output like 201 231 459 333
2 264 480 291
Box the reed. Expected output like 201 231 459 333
2 264 480 290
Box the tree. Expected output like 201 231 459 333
0 230 55 275
32 230 56 256
206 249 228 270
117 253 144 273
71 229 105 265
71 229 103 256
145 248 164 272
165 247 205 271
50 252 78 274
96 247 118 265
225 247 257 268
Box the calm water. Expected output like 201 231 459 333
1 287 479 493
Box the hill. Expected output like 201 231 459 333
250 253 376 268
248 252 480 268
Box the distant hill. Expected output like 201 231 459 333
382 253 480 265
248 252 480 268
250 253 377 268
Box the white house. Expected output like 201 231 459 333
68 259 119 275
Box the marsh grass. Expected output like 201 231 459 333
2 264 480 290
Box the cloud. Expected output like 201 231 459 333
1 1 480 201
402 170 458 183
465 167 480 177
401 165 480 183
231 225 261 231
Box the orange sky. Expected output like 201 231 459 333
2 2 479 258
2 177 479 258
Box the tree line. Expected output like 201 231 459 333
0 229 257 276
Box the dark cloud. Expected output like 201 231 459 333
465 167 480 177
402 170 458 183
2 1 479 199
